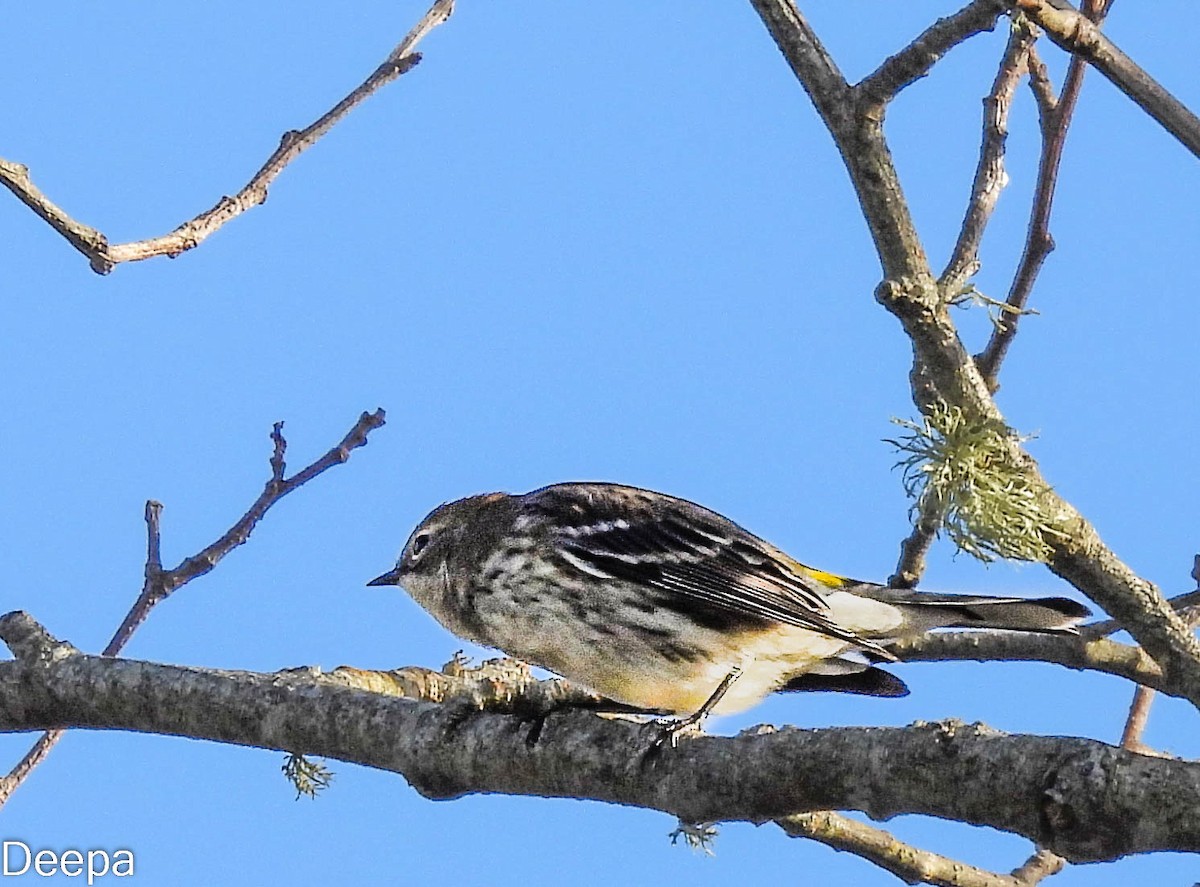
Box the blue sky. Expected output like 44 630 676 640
2 2 1198 884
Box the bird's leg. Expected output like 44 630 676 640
651 667 743 748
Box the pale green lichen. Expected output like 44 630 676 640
670 821 718 856
282 753 335 799
948 284 1039 334
888 403 1069 563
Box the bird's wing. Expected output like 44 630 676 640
527 483 887 653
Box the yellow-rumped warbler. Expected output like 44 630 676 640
368 482 1090 723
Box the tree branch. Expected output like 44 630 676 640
157 411 386 604
777 812 1063 887
891 629 1165 691
750 0 1200 707
975 0 1110 387
0 0 454 274
1082 587 1200 640
1007 0 1200 158
0 611 1196 864
857 0 1006 109
0 409 386 810
748 0 851 108
892 547 1200 700
889 506 943 589
1118 685 1155 753
1117 575 1200 754
940 20 1037 298
752 0 938 303
1023 44 1059 120
892 24 1039 590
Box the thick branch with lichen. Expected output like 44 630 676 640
889 404 1068 563
749 0 1200 705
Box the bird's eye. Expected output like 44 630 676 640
410 532 432 560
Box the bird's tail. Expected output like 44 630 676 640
850 586 1092 634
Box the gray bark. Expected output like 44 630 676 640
1 610 1195 864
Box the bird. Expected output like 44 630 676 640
367 482 1090 729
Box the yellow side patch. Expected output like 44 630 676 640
792 561 850 589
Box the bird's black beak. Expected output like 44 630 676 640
367 567 403 587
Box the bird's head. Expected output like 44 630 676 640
366 492 519 616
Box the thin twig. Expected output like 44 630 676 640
888 585 1200 698
777 811 1063 887
1119 686 1156 752
115 409 386 650
893 630 1167 692
0 410 386 810
1083 588 1200 640
0 0 454 274
104 502 169 656
940 21 1038 297
269 423 288 483
889 507 941 588
0 500 173 804
856 0 1006 109
976 0 1110 386
1010 848 1067 885
1009 0 1200 157
1024 44 1058 122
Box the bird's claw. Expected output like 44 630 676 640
647 714 704 749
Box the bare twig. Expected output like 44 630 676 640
1010 849 1067 885
1008 0 1200 158
0 409 386 809
0 0 454 274
269 423 288 483
889 506 941 588
857 0 1006 108
976 0 1110 386
893 629 1167 692
780 812 1025 887
1024 44 1059 120
1083 588 1200 640
778 812 1065 886
108 409 386 650
1119 686 1156 752
890 585 1200 698
940 21 1038 297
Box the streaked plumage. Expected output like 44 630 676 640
369 482 1090 716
